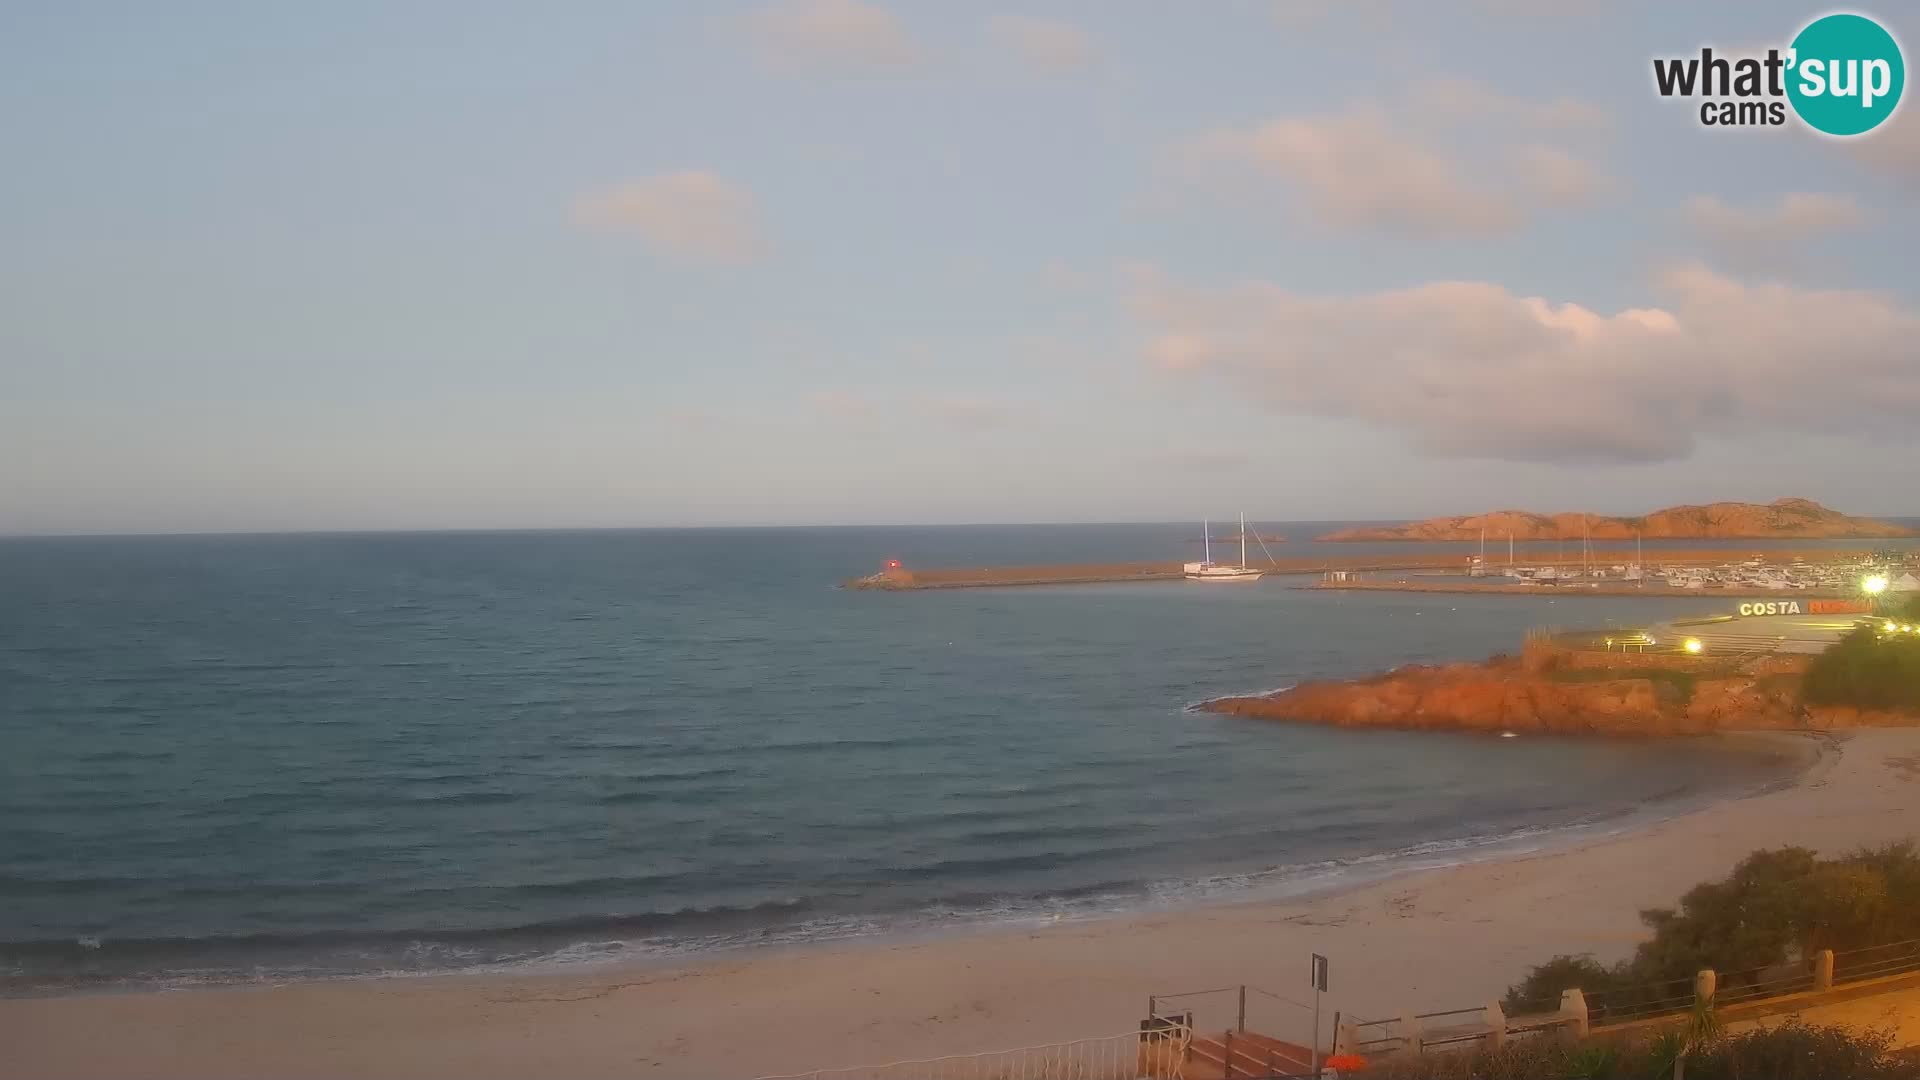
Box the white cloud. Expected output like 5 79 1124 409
1039 258 1099 291
1684 193 1869 267
573 172 766 263
1272 0 1390 28
917 393 1013 429
1147 448 1251 470
737 0 918 70
1473 0 1598 14
987 15 1093 71
1511 144 1613 205
1416 77 1612 132
1133 264 1919 463
809 389 1013 430
1172 77 1612 236
1849 108 1920 189
1181 108 1537 236
808 389 880 419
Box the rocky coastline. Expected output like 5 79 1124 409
1201 645 1917 736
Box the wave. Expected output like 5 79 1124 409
0 803 1690 998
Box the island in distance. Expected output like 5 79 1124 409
1318 497 1914 542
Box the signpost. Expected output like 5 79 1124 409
1311 953 1329 1077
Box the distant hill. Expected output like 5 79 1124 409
1318 498 1915 542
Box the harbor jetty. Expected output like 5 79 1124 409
1304 579 1864 601
841 546 1889 591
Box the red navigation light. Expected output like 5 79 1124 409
886 559 901 570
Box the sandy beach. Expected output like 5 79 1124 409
7 728 1919 1080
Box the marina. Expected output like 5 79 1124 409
846 546 1920 594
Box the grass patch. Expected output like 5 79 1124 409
1547 666 1698 705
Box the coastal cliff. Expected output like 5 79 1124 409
1202 651 1918 736
1318 498 1912 542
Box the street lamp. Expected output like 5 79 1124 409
1683 637 1704 655
1863 574 1890 596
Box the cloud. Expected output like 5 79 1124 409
1473 0 1598 14
987 15 1093 71
1416 77 1612 132
1171 78 1612 236
1039 258 1101 291
737 0 918 70
1133 264 1920 464
809 389 1012 430
1272 0 1390 28
917 394 1013 429
573 172 765 262
808 389 880 419
1511 144 1613 205
1849 108 1920 189
1180 108 1532 236
1147 448 1252 470
1683 193 1870 267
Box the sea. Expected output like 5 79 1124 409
2 523 1911 995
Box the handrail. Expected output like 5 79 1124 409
1247 986 1314 1010
1153 986 1238 1000
1833 937 1920 958
1414 1006 1487 1020
1837 956 1920 981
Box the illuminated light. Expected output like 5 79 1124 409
1683 638 1704 654
1863 574 1890 595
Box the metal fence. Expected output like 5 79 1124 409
1714 964 1815 1008
1584 976 1699 1026
1145 984 1319 1057
1835 938 1920 984
749 1031 1158 1080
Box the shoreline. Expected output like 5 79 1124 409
1 732 1809 1002
12 728 1917 1079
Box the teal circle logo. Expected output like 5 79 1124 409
1787 13 1904 136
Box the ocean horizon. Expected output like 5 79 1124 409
1 524 1904 995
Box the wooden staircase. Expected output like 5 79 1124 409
1181 1029 1316 1079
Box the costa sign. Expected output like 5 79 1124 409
1737 599 1870 616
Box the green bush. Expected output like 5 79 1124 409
1504 844 1920 1013
1366 1022 1919 1080
1802 625 1920 711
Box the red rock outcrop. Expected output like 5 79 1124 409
1204 656 1813 736
1319 498 1912 542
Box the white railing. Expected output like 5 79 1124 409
750 1031 1169 1080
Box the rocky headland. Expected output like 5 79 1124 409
1202 645 1918 736
1318 498 1912 542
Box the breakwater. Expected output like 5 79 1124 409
843 547 1877 591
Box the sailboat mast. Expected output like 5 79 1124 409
1240 512 1248 569
1204 519 1211 566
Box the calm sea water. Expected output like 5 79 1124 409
2 524 1897 994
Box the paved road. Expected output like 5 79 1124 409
1729 985 1920 1048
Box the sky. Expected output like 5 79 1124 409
3 0 1918 534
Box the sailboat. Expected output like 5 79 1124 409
1185 514 1265 582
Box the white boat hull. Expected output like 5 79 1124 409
1184 563 1264 582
